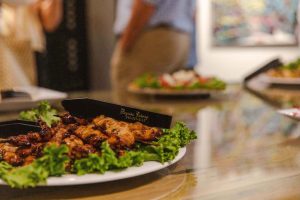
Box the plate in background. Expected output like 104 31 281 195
278 108 300 121
127 84 222 96
261 74 300 85
0 86 67 112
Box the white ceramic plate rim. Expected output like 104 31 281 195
0 86 67 112
127 85 223 96
278 108 300 121
0 147 186 186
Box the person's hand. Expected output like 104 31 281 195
29 0 42 13
120 35 134 53
118 0 155 54
34 0 63 32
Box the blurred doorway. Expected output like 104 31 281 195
86 0 116 90
36 0 89 91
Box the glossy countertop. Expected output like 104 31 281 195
1 86 300 200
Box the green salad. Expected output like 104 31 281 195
133 71 226 90
280 58 300 70
267 58 300 78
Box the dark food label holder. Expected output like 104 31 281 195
0 98 173 137
243 58 283 84
62 98 172 129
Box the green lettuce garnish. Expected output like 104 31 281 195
0 145 69 189
73 142 146 175
134 73 161 89
19 101 60 127
139 122 197 163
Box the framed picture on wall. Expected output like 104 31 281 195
212 0 299 47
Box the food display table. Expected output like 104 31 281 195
1 86 300 200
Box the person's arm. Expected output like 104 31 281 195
35 0 63 32
120 0 155 52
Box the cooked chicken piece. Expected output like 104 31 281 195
63 135 96 159
114 123 135 147
6 135 31 147
92 115 116 132
30 143 45 157
106 135 120 147
75 125 108 147
93 116 135 147
27 132 43 142
23 155 36 165
93 116 161 144
17 147 32 158
47 125 69 146
63 134 84 148
71 145 96 159
0 143 23 166
129 122 162 141
5 132 43 147
60 113 88 125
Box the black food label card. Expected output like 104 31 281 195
62 98 172 128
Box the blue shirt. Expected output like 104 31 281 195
187 25 198 68
114 0 196 35
114 0 133 35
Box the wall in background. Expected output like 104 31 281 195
86 0 116 90
196 0 300 83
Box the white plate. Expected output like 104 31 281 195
127 84 222 96
0 86 67 112
261 74 300 85
0 147 186 186
278 108 300 120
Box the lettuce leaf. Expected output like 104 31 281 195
0 145 69 188
139 122 197 163
73 142 119 175
73 142 146 175
19 101 60 127
134 73 161 88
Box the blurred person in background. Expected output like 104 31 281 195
187 13 198 69
297 0 300 44
0 0 62 90
111 0 196 91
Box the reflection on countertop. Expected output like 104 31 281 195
189 91 300 199
1 85 300 199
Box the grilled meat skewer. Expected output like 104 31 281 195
0 113 163 167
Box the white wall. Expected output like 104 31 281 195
87 0 115 89
196 0 300 83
